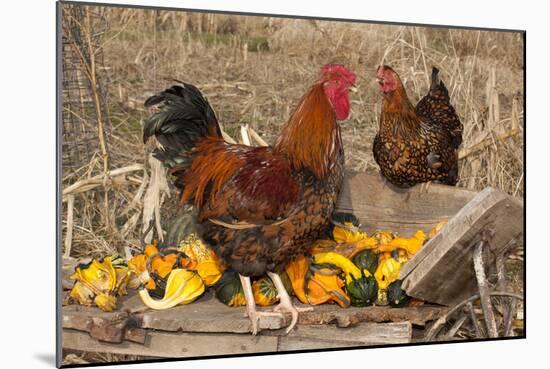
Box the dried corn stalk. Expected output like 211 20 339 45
142 154 171 243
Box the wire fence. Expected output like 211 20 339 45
61 5 113 178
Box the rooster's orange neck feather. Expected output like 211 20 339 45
274 83 342 179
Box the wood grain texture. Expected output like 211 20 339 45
63 291 446 336
136 293 288 333
297 303 447 327
336 172 475 236
62 321 411 358
62 306 146 344
399 187 523 306
275 322 412 350
63 329 279 358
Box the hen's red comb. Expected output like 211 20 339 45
377 65 396 76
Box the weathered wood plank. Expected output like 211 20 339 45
136 293 288 333
63 329 279 358
336 172 475 235
63 291 446 339
63 293 285 335
63 321 411 358
399 188 523 306
276 322 412 350
62 305 146 344
298 303 447 327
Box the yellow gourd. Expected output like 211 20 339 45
69 256 126 312
178 234 224 286
285 255 350 307
333 222 369 244
377 230 427 257
138 269 205 310
429 220 448 238
374 257 402 290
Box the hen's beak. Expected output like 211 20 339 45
377 77 384 86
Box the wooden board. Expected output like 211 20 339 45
276 322 412 350
135 293 288 333
63 291 446 335
336 172 475 235
63 321 412 358
62 306 147 344
61 288 445 357
63 329 279 358
296 303 446 327
399 187 524 306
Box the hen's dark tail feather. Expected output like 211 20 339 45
430 67 451 104
431 67 462 149
418 67 463 149
429 67 448 95
143 82 222 179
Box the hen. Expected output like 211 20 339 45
373 65 463 188
143 64 356 334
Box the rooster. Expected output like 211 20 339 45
143 64 356 334
373 65 463 188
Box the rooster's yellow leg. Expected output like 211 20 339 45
267 271 313 334
239 274 284 335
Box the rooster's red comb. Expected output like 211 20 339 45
321 64 356 84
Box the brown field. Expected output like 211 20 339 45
65 6 523 254
60 5 524 365
101 8 524 181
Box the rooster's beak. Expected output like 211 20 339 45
349 86 358 93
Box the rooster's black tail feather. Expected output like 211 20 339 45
143 82 222 171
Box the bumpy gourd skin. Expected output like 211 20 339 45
374 66 463 188
387 279 410 307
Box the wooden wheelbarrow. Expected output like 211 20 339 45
61 172 524 359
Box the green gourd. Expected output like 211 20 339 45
387 279 410 307
347 272 378 307
352 249 379 275
214 270 246 307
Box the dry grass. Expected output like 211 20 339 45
99 8 523 193
62 351 154 365
62 1 525 282
61 5 524 362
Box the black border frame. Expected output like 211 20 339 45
56 1 527 367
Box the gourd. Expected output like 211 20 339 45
352 249 379 275
252 277 279 306
387 279 410 307
214 270 246 307
312 252 378 307
138 269 205 310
